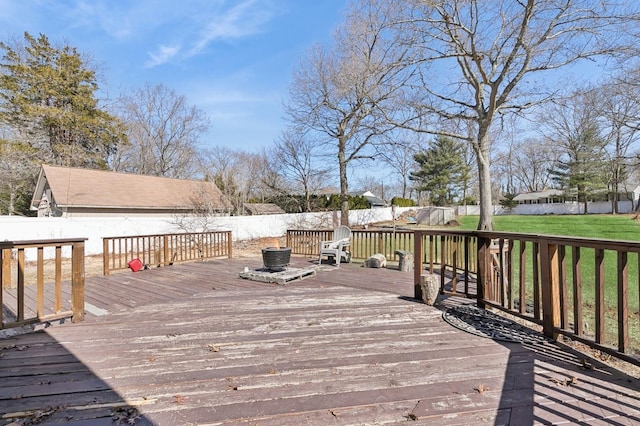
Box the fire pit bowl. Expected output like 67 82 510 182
261 247 292 271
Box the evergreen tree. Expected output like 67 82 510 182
550 123 609 214
410 136 470 206
0 32 125 169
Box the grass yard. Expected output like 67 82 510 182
458 214 640 241
456 214 640 352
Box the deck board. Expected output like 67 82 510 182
1 256 640 425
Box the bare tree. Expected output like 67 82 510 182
272 128 331 212
376 130 424 199
202 147 268 214
0 133 38 215
284 0 414 225
541 91 609 213
493 134 558 196
114 83 209 178
396 0 640 229
596 81 640 212
203 146 241 214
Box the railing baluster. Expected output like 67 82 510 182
55 246 62 312
558 245 567 330
572 246 583 336
519 241 527 315
533 242 540 320
37 247 44 318
595 248 605 344
617 251 629 353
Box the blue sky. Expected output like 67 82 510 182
0 0 348 152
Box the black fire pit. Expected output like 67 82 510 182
261 247 292 271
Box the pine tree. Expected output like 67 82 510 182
550 124 609 214
0 32 125 169
410 136 470 206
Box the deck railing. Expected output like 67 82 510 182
102 231 233 275
287 229 416 261
1 238 86 329
414 229 640 366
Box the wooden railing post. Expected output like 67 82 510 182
476 234 492 310
539 240 560 340
413 231 424 300
103 238 110 276
71 241 85 323
2 248 10 287
17 248 25 321
227 231 233 258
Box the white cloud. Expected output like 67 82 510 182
145 44 181 68
188 0 276 56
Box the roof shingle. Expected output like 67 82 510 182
37 164 232 210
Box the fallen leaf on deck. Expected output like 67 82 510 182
475 383 489 394
580 358 595 370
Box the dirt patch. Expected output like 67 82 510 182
233 237 287 258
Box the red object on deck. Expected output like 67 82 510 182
128 258 144 272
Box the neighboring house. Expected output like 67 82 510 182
513 189 567 205
243 203 285 215
514 186 640 207
356 191 387 208
31 164 232 218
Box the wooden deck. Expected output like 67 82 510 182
2 256 640 425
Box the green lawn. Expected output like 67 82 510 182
458 214 640 241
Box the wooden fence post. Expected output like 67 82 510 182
2 248 10 287
71 241 85 323
227 231 233 258
476 235 492 310
539 239 560 340
102 238 110 276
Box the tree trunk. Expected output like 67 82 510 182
338 139 349 226
612 171 619 214
475 139 493 231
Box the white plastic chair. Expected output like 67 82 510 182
318 225 352 267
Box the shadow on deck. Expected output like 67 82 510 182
1 256 640 425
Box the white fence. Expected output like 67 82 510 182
1 201 634 260
0 207 414 259
456 201 635 216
